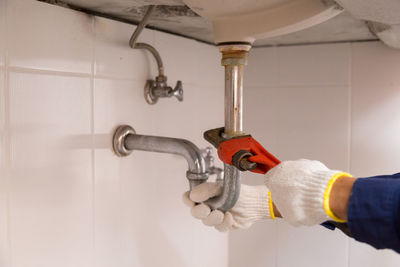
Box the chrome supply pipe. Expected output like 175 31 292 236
113 125 208 188
128 5 182 104
129 5 155 48
134 42 164 76
205 44 251 212
129 5 164 77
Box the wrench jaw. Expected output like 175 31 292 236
203 127 257 172
203 127 225 149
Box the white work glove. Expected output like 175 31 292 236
183 183 275 232
264 159 351 226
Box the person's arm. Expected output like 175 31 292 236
301 173 400 253
346 175 400 253
329 176 357 221
184 157 400 253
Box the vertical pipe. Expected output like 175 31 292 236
205 44 251 212
224 64 244 137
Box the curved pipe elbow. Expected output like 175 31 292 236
125 134 241 212
134 42 164 77
205 164 241 212
124 134 208 184
114 125 240 212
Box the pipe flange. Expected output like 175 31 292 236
144 80 158 105
113 125 136 157
217 43 252 53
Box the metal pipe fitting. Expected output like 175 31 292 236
128 6 164 77
204 44 251 211
113 125 208 189
128 5 183 104
129 5 155 48
133 42 165 77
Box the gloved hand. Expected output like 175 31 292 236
183 183 275 232
264 159 352 226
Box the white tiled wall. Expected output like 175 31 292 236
230 43 400 266
1 1 400 267
0 0 226 267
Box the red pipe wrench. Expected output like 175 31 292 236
204 127 280 174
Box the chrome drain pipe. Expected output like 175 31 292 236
113 125 208 189
205 43 251 211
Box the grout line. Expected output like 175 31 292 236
93 73 148 82
6 66 185 85
2 0 12 265
346 42 354 267
90 16 96 267
254 39 380 49
347 43 353 174
246 84 350 89
274 221 278 267
7 66 91 78
6 67 222 94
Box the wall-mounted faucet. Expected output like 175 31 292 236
129 5 183 105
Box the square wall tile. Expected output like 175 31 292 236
352 42 400 89
229 221 278 267
0 70 3 167
245 47 279 88
8 72 92 267
7 0 93 73
149 82 224 149
0 193 8 267
0 0 5 67
244 85 350 170
94 17 155 81
93 78 154 134
154 31 200 86
0 69 9 267
276 43 350 87
276 222 348 267
349 239 400 267
351 85 400 177
194 43 224 88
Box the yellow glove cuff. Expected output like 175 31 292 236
268 191 276 220
323 172 353 223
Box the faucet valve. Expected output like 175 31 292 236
145 76 184 105
171 81 183 102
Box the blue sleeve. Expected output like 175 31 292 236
347 173 400 253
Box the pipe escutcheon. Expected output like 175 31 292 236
113 125 136 157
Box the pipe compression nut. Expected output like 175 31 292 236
186 171 209 181
186 171 209 189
